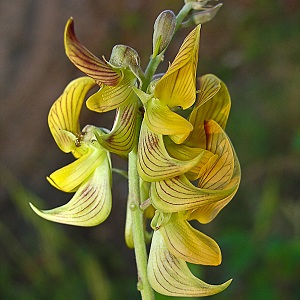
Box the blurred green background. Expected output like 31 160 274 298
1 0 300 299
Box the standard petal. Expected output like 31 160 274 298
86 72 136 112
145 98 193 144
48 77 96 152
187 78 231 148
30 158 112 227
138 121 203 182
154 25 200 109
95 99 139 157
158 213 221 265
47 147 106 192
148 230 232 297
65 18 121 86
150 174 237 213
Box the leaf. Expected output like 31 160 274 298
148 230 232 297
30 157 112 227
64 18 121 86
48 77 96 153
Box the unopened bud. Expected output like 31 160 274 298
183 3 222 26
153 10 176 56
184 0 209 10
109 45 140 75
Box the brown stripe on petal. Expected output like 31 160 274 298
65 18 121 86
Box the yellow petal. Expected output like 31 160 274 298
30 158 112 227
145 98 193 144
190 139 241 223
86 72 137 112
48 77 96 152
196 74 221 107
148 230 232 297
154 25 201 109
187 78 231 148
158 213 221 265
163 136 215 180
138 121 203 182
95 99 139 158
150 174 237 213
197 120 234 189
65 18 121 86
47 147 106 192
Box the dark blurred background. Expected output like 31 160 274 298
1 0 300 299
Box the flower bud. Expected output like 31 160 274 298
183 3 222 26
153 10 176 56
109 44 140 76
184 0 209 10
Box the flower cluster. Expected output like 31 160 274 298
30 2 240 298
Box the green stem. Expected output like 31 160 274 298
141 53 164 92
175 3 193 32
128 113 155 300
141 3 193 92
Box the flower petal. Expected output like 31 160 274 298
48 77 96 152
196 74 221 107
186 78 231 148
30 158 112 227
158 213 221 265
145 98 193 144
86 72 137 112
190 142 241 223
154 25 200 109
95 99 139 157
148 230 232 297
65 18 121 86
150 174 237 213
198 120 234 189
138 121 203 182
189 120 241 223
47 147 106 192
163 136 215 180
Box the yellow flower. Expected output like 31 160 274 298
64 18 141 157
147 75 240 222
134 24 201 144
147 228 232 297
30 77 112 226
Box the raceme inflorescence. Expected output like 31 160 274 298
30 1 240 299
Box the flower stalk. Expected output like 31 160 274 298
128 112 155 299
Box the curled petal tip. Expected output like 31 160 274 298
64 18 121 86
